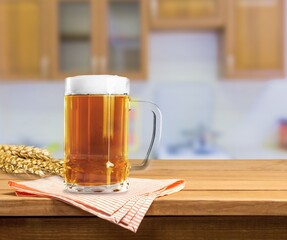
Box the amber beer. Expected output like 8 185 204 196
64 75 160 193
64 94 130 188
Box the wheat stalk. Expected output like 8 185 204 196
0 145 64 177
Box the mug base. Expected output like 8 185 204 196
64 179 129 193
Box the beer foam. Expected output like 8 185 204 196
65 75 130 95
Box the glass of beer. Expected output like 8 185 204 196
64 75 161 193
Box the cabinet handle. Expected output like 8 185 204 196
40 56 49 78
92 56 107 73
91 56 99 73
150 0 158 18
226 55 235 71
100 56 107 73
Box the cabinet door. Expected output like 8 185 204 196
101 0 148 79
0 0 48 80
225 0 284 79
50 0 98 78
150 0 224 29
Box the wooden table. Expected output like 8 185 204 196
1 160 287 239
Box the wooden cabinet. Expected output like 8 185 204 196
150 0 285 79
0 0 147 80
224 0 285 79
50 0 147 80
0 0 284 80
0 0 49 79
150 0 225 29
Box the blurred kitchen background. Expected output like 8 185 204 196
0 0 287 160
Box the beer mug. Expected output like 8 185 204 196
64 75 161 193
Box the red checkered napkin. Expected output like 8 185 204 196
8 177 185 232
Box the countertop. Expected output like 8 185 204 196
1 160 287 216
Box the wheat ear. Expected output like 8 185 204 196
0 145 64 177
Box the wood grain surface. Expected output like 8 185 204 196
1 216 287 240
1 160 287 216
1 160 287 239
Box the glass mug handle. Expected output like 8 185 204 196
129 100 162 171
